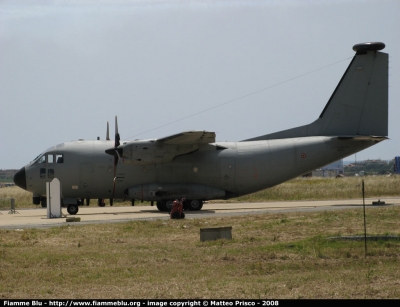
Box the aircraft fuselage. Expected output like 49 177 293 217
21 136 378 202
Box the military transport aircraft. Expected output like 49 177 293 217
14 42 388 215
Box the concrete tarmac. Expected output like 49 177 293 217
1 197 399 230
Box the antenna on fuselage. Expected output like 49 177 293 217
106 121 110 141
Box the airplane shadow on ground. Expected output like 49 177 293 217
139 210 216 214
332 203 394 207
68 210 217 216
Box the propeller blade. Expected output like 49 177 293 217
115 116 120 148
112 157 117 203
106 121 110 140
111 153 118 204
111 116 121 205
105 147 123 157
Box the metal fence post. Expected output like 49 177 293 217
0 197 4 214
8 198 18 214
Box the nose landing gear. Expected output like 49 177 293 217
67 204 79 215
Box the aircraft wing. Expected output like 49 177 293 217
156 131 216 145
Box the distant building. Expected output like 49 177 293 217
360 159 387 165
395 157 400 174
311 160 344 177
0 169 18 179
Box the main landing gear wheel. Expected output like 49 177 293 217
67 204 79 215
187 199 203 211
165 200 174 212
156 200 174 212
156 201 165 211
98 198 105 207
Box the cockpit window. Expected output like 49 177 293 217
48 154 54 163
37 155 46 164
56 154 64 163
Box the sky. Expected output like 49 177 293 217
1 0 399 169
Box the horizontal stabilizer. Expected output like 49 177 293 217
337 136 388 141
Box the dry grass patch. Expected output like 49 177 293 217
234 176 400 202
0 206 399 299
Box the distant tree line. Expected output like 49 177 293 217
344 159 395 176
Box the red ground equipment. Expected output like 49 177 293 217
170 198 185 219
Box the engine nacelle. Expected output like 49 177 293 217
125 183 226 201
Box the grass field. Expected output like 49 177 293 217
0 176 399 299
0 205 399 298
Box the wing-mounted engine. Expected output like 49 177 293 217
119 131 216 165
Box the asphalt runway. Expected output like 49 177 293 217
1 197 399 230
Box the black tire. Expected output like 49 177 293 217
156 201 166 212
98 198 105 207
165 200 174 212
67 204 79 215
33 196 41 205
187 199 203 211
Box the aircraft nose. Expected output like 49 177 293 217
13 167 27 190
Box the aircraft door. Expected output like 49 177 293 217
220 158 235 192
79 163 93 195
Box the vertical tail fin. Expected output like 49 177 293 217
246 42 388 141
316 42 388 136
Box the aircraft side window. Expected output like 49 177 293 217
40 168 46 179
48 154 54 164
56 154 64 163
37 155 46 164
48 169 54 179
